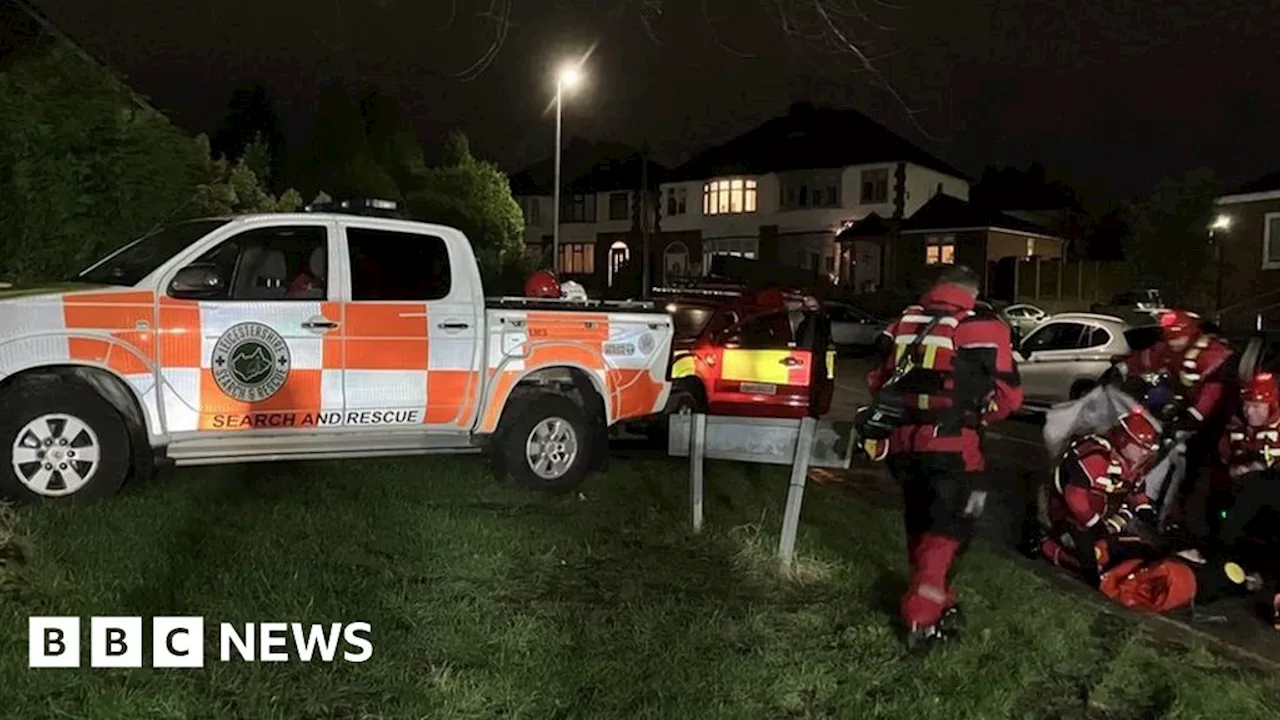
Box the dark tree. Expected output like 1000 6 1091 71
210 84 286 188
298 84 399 202
360 88 427 190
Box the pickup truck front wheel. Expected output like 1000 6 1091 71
498 394 592 494
0 381 131 503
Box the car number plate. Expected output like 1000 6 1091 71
741 382 777 395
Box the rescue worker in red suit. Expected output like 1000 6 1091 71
1101 309 1236 527
1039 409 1164 584
865 265 1023 651
1216 372 1280 554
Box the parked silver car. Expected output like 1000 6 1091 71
1001 303 1048 339
824 301 889 350
1014 312 1147 409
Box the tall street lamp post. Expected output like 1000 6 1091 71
552 63 583 273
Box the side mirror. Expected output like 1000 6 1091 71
168 264 223 299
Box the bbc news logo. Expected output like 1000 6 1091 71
29 617 373 668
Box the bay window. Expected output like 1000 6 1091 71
703 178 758 215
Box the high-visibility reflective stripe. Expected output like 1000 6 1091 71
721 349 796 385
671 353 697 379
826 349 836 379
922 344 939 368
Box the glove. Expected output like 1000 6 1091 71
1134 506 1159 527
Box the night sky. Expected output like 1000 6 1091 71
30 0 1280 206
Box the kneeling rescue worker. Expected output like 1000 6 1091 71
1039 408 1163 584
865 265 1023 651
1100 309 1236 524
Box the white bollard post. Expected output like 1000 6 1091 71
777 416 817 571
690 413 706 533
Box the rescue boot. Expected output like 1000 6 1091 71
1018 517 1046 560
903 604 962 654
937 603 963 637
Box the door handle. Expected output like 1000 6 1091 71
438 322 470 330
778 357 802 367
302 318 339 330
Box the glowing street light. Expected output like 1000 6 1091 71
553 61 586 273
1211 214 1232 231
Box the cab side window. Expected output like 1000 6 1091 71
701 309 740 340
173 226 328 301
722 311 790 349
347 227 452 301
1079 325 1112 349
1021 322 1084 352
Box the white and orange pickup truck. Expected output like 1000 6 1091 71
0 207 673 502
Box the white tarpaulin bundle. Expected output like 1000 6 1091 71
1042 385 1185 504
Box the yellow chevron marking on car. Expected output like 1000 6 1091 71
721 349 794 384
671 353 697 379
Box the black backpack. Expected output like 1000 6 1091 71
853 314 946 441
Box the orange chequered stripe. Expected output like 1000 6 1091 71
526 312 610 343
158 297 203 368
425 369 478 425
606 369 666 421
197 369 323 429
526 343 606 371
480 369 518 432
63 291 157 374
344 303 427 370
319 302 342 368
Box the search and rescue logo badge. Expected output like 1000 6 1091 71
212 322 291 403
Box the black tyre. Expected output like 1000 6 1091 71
644 380 706 444
0 380 131 503
497 393 593 495
1068 380 1095 400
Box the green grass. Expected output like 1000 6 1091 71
1 455 1279 719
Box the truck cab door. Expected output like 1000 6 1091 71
711 310 816 417
340 223 482 430
157 220 342 433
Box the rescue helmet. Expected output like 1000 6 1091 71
1106 407 1161 471
1158 308 1201 342
1242 371 1280 423
525 269 561 298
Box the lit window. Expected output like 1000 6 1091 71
558 243 595 274
702 179 758 215
925 234 955 265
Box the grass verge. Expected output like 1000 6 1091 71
1 455 1279 719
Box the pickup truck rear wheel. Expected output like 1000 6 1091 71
498 394 592 495
0 382 131 503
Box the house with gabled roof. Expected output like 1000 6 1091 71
511 102 972 291
654 102 970 289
